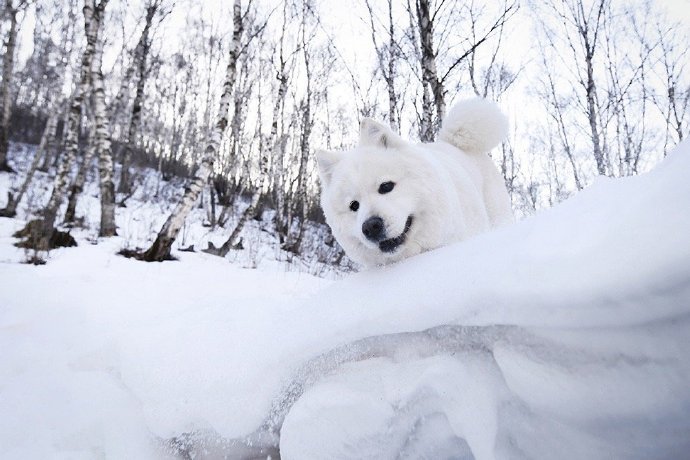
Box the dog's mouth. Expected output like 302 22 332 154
379 216 413 253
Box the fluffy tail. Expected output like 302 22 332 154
438 98 508 154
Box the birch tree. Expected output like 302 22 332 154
533 0 673 183
413 0 444 141
0 107 60 217
63 107 96 224
283 42 314 254
137 0 244 262
18 0 106 250
572 0 608 176
206 4 292 257
408 0 517 141
649 15 689 155
0 0 30 172
90 15 117 237
118 0 163 194
364 0 400 132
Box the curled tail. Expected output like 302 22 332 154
439 98 509 154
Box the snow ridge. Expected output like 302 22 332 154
1 141 689 458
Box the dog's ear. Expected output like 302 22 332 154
359 118 405 149
315 149 341 186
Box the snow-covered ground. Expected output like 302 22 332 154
0 143 354 276
1 141 690 459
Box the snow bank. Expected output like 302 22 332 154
244 140 690 458
0 235 328 458
1 141 689 458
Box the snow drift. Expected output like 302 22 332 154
1 141 689 459
225 140 690 459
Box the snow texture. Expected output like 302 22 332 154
1 140 689 459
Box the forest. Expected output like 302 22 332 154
2 1 690 458
0 0 687 268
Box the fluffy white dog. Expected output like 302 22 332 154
317 98 514 267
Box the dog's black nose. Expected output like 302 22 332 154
362 216 385 242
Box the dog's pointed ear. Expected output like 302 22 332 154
315 149 341 186
359 118 405 149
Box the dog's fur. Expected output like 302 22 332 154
317 98 513 267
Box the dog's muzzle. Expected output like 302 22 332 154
378 216 413 253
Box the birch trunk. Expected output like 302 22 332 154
63 113 97 224
140 0 243 262
0 110 60 217
109 64 135 129
0 0 20 172
91 22 117 237
30 0 102 249
283 38 312 254
415 0 445 140
39 106 70 172
544 65 583 190
584 48 605 175
283 117 311 253
577 0 607 175
208 56 289 257
118 1 158 194
386 0 398 132
272 3 291 240
365 0 398 132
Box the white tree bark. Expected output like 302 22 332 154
580 0 607 175
90 11 117 237
415 0 445 141
63 110 97 224
36 0 104 248
141 0 243 261
118 0 159 194
365 0 399 131
283 19 313 254
209 32 290 257
0 0 24 172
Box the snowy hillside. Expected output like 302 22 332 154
1 140 690 459
0 143 354 276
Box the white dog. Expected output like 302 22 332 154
317 98 514 267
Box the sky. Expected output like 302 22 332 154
15 0 690 76
10 0 690 185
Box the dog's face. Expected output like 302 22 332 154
317 119 438 267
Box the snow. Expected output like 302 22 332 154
1 140 690 458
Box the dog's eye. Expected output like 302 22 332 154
378 181 395 194
349 200 359 212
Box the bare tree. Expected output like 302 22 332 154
283 33 314 254
0 0 30 172
206 3 294 257
63 106 96 224
408 0 517 141
364 0 400 131
412 0 442 141
118 0 164 194
650 14 689 155
90 29 118 237
574 0 608 175
536 44 583 191
18 0 107 250
0 106 60 217
137 0 244 262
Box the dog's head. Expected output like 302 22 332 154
317 119 438 267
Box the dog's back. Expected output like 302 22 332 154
437 98 514 229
